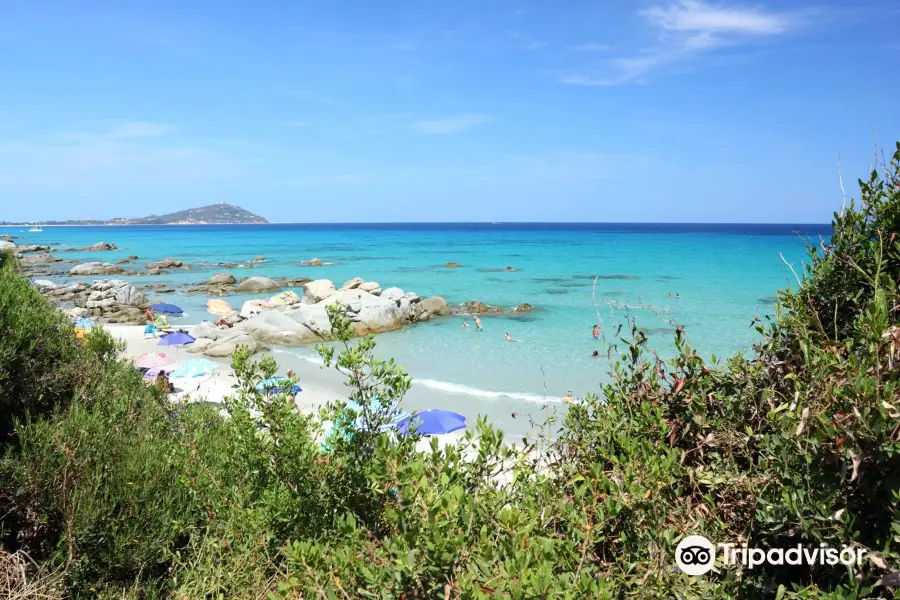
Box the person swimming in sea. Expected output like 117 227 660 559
592 324 599 340
474 316 483 331
462 320 470 328
505 332 522 342
591 350 600 358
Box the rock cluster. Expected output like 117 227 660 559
300 257 336 266
19 252 62 264
184 274 311 296
455 300 502 315
63 241 118 252
146 258 190 270
188 277 450 356
17 244 52 253
69 262 126 276
37 279 150 324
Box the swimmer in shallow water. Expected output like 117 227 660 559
591 350 600 358
592 324 599 340
462 320 470 328
504 332 522 342
474 316 483 331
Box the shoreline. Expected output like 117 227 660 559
104 324 344 413
103 323 561 444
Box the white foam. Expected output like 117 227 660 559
271 349 563 403
271 348 324 366
415 378 564 404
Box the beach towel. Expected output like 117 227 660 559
261 290 301 307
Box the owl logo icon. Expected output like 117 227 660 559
675 535 715 575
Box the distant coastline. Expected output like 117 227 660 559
0 202 268 227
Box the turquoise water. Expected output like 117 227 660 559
5 223 828 404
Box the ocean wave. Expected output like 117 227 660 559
271 348 325 366
415 379 564 404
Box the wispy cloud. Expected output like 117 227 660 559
562 0 807 86
106 121 175 138
0 121 230 189
506 30 547 51
412 114 491 135
642 0 793 35
570 42 614 52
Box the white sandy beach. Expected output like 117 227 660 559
104 324 341 411
103 323 472 451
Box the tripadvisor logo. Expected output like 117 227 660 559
675 535 867 576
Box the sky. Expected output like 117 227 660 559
0 0 898 223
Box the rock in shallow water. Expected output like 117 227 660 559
69 262 124 276
236 276 280 293
303 279 336 303
207 272 237 285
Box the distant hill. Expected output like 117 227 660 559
108 203 268 225
0 204 269 226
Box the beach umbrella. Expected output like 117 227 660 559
396 410 466 435
133 352 176 369
73 317 95 330
207 299 234 317
321 399 409 450
157 332 195 347
257 376 302 395
150 302 183 314
170 358 218 378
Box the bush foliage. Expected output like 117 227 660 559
1 144 899 598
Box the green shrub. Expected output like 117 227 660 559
0 252 85 451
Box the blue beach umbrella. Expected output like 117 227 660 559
257 376 302 395
150 302 183 314
321 398 410 450
73 317 95 330
157 332 195 347
170 358 218 378
396 410 467 435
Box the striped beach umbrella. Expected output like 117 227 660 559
207 299 234 317
133 352 176 369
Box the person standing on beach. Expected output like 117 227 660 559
473 316 483 331
592 324 599 340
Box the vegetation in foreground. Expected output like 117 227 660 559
1 144 899 599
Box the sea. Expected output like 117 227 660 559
5 223 830 437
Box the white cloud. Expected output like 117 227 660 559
642 0 793 34
562 0 803 86
412 114 491 135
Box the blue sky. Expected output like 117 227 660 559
0 0 898 223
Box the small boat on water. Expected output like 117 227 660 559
28 224 43 232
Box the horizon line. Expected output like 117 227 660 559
0 220 834 227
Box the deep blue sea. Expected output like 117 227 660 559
5 223 830 404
